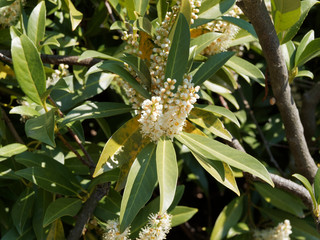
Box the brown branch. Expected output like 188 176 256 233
238 0 317 182
227 138 314 214
0 107 25 144
0 50 101 67
67 183 110 240
301 82 320 151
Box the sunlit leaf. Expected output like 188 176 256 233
27 1 46 49
0 143 27 160
63 0 83 31
170 206 198 227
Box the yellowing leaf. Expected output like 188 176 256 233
93 116 149 179
188 107 233 141
190 28 210 38
0 62 15 79
47 219 65 240
183 120 207 136
139 31 153 60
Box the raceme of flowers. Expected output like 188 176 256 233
253 220 292 240
46 64 70 88
120 1 201 142
200 4 243 55
0 0 25 29
103 212 172 240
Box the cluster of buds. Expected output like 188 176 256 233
46 64 70 88
0 0 25 28
122 31 141 56
190 0 202 24
200 5 242 55
253 220 292 240
103 212 172 240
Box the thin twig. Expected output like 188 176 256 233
237 83 284 175
0 107 24 144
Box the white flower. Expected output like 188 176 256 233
137 212 172 240
103 219 131 240
253 220 292 240
0 0 25 28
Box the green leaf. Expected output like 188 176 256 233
60 102 131 126
63 0 83 31
27 1 46 49
134 17 153 35
93 116 149 177
221 16 257 38
0 143 27 159
87 61 150 99
25 109 56 147
314 168 320 204
225 56 265 85
192 152 240 195
134 0 149 16
280 0 319 44
0 0 14 8
210 196 243 240
156 0 168 23
125 0 136 20
296 70 314 79
15 166 81 196
33 189 52 240
1 227 35 240
11 35 46 105
254 182 305 217
188 107 232 141
271 0 301 33
88 168 120 190
46 219 65 240
180 0 192 25
120 143 157 232
280 40 296 71
78 50 122 62
190 32 221 56
43 198 82 227
94 188 122 221
10 106 40 117
11 187 35 235
156 137 178 213
295 38 320 67
195 104 240 127
193 52 235 86
193 0 236 27
170 206 198 227
176 132 274 186
295 30 314 65
292 173 317 208
165 13 190 86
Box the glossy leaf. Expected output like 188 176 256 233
280 0 319 44
180 0 192 25
193 52 235 86
193 0 236 27
11 187 35 235
221 16 257 38
11 35 46 105
63 0 83 31
87 61 150 99
295 30 314 65
165 13 190 87
134 0 149 16
156 137 178 213
255 182 305 217
0 143 27 159
170 206 198 227
226 56 265 85
156 0 168 23
25 109 56 147
10 106 40 117
192 152 240 195
60 102 132 126
296 70 314 79
27 1 46 49
271 0 301 33
188 107 232 141
293 173 317 208
210 196 243 240
46 219 65 240
93 116 149 178
78 50 121 62
295 38 320 67
281 40 296 71
314 168 320 204
120 143 157 232
190 32 221 56
43 198 82 227
176 132 274 186
15 167 81 196
195 104 240 127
